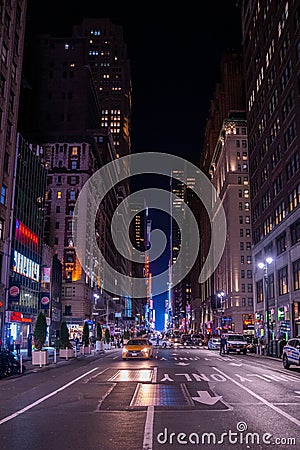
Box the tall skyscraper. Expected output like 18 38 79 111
0 0 27 342
241 0 300 340
198 50 245 337
72 18 132 158
170 169 196 331
20 17 132 332
209 113 254 334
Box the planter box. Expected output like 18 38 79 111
96 341 104 351
80 345 91 355
59 348 75 358
32 350 49 365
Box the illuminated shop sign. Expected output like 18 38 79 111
7 311 32 323
13 250 40 280
15 220 39 247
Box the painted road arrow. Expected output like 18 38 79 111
192 391 222 405
175 362 190 366
229 363 243 366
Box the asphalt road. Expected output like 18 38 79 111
0 346 299 450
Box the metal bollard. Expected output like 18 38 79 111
66 347 68 360
54 349 57 364
20 355 23 374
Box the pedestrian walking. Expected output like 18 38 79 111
220 335 227 355
15 336 21 355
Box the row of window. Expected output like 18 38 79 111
46 189 77 201
47 175 79 186
253 193 300 243
256 257 300 303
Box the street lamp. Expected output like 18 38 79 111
257 257 273 355
217 290 225 333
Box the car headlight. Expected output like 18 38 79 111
122 348 127 354
141 348 148 353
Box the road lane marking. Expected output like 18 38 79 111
96 383 117 410
213 367 300 428
192 391 222 405
0 367 99 425
143 405 154 450
153 367 158 383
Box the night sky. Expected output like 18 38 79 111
26 1 243 330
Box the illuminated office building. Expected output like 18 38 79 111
241 0 300 339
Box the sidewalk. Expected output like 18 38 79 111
16 346 117 374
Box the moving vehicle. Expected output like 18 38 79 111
208 337 221 350
282 337 300 369
122 338 154 360
226 333 247 355
180 334 193 345
191 333 205 346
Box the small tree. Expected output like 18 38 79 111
33 312 47 351
60 321 72 349
104 328 111 344
82 322 90 347
96 323 102 341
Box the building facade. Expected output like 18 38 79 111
209 115 254 335
241 0 300 340
0 0 27 343
20 18 133 335
198 50 246 338
6 133 46 347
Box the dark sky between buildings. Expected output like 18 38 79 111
26 1 243 330
26 0 243 166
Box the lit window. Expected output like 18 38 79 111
1 185 7 205
0 219 4 240
57 191 62 199
71 146 78 155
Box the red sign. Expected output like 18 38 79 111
9 286 20 297
41 296 50 305
9 311 32 323
15 220 39 247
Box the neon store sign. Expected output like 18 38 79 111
15 220 39 247
13 250 40 281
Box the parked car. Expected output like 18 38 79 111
226 333 247 355
122 338 154 360
282 338 300 369
208 338 221 350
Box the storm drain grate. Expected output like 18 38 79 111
130 383 191 406
108 369 153 382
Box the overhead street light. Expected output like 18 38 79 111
257 257 273 355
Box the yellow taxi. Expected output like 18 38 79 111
122 337 154 360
